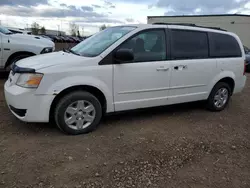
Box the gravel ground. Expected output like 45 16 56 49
0 74 250 188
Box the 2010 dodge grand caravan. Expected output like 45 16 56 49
4 24 246 135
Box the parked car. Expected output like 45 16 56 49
0 26 55 70
64 36 75 43
244 46 250 71
7 27 32 35
41 35 54 41
4 24 246 135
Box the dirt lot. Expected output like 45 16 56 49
0 74 250 188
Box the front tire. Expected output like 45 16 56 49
207 82 231 111
6 54 33 71
54 91 102 135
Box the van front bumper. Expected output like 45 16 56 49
4 81 55 123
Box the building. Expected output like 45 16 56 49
148 14 250 48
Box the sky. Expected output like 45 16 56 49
0 0 250 35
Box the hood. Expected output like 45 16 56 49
10 34 54 47
16 51 95 70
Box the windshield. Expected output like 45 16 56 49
71 26 136 57
0 26 13 34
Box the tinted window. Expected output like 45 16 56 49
118 29 166 62
209 33 241 57
171 29 209 60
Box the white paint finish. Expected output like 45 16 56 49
114 61 171 111
4 81 55 122
3 24 247 124
0 32 54 68
169 59 218 103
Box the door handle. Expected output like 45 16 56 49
156 67 169 71
174 65 187 70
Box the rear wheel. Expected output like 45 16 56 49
54 91 102 135
207 82 231 111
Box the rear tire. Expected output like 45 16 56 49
54 91 102 135
207 82 231 111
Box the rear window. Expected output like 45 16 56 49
209 33 242 58
171 29 209 60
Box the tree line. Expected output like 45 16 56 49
30 22 109 36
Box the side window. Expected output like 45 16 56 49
118 29 166 62
171 29 209 60
209 33 242 58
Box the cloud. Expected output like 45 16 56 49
0 4 124 24
0 0 48 6
156 0 249 15
104 0 116 8
92 4 101 8
126 18 134 22
1 5 101 18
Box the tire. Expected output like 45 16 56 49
207 82 231 111
54 91 102 135
6 54 33 71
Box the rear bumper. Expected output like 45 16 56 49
234 75 247 94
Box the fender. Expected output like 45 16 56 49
36 75 114 113
207 70 235 97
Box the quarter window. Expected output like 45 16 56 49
171 29 209 60
118 29 167 62
209 33 241 58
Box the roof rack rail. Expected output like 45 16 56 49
152 22 227 31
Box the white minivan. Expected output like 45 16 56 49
4 24 246 135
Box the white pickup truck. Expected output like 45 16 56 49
0 26 55 70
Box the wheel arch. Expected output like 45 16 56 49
5 51 36 69
49 85 108 122
208 72 235 98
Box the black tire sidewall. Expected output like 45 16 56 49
7 55 31 70
207 82 231 111
55 91 102 135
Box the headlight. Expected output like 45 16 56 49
41 47 53 54
16 73 43 88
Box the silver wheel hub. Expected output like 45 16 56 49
214 88 229 108
64 100 96 130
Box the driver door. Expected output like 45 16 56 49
113 29 172 111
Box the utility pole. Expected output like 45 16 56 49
57 25 60 36
61 20 63 33
82 27 84 37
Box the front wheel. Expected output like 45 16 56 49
207 82 231 111
54 91 102 135
6 54 33 71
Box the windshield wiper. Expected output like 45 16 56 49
69 49 80 56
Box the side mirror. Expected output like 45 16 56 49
114 49 134 63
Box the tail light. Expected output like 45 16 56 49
244 60 247 75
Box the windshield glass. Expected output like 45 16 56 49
71 26 136 57
0 26 12 34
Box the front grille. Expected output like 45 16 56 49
9 105 27 117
